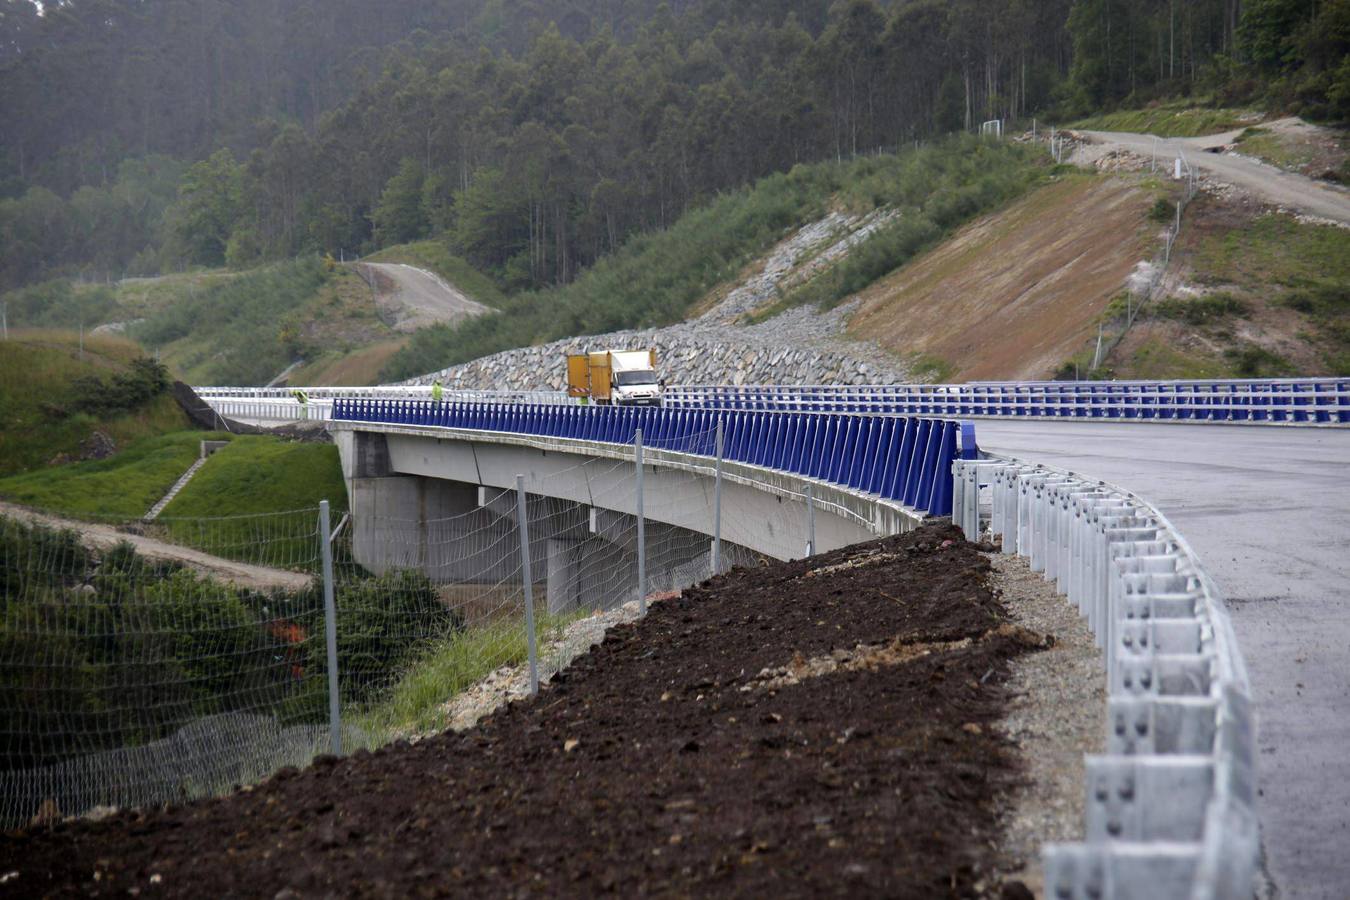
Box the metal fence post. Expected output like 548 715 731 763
318 500 342 756
515 475 539 695
712 416 723 576
635 429 646 616
805 484 816 558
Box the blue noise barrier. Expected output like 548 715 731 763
331 399 967 517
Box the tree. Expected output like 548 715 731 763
165 149 246 267
372 158 429 246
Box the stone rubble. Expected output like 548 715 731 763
406 212 914 390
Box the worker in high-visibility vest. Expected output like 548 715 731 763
292 388 309 420
431 380 444 403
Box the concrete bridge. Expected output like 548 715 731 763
329 406 951 615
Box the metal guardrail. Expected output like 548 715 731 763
198 379 1350 425
665 379 1350 424
331 399 974 518
952 458 1256 899
196 386 567 402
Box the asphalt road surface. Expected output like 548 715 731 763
1078 126 1350 225
976 419 1350 900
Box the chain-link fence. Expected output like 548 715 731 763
1 425 768 826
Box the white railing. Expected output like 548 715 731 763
665 379 1350 425
952 458 1256 899
194 388 572 423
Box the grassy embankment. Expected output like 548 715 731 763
0 331 189 479
157 437 346 567
1232 125 1350 183
1119 209 1350 378
381 135 1049 381
1 431 344 571
1069 103 1260 137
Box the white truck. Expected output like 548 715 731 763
566 349 663 406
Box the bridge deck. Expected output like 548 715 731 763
977 420 1350 899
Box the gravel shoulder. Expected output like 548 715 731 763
990 552 1105 894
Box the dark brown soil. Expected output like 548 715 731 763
2 524 1044 899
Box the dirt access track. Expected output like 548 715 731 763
356 262 492 333
2 524 1050 898
1078 124 1350 225
0 501 311 593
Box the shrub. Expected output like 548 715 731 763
71 357 170 416
1151 293 1248 325
324 570 464 705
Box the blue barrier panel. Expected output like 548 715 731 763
881 418 910 500
727 411 747 461
752 413 772 467
792 413 811 472
901 419 932 506
808 415 831 478
829 417 854 484
824 417 848 483
914 420 942 512
766 415 786 469
863 418 892 494
848 418 877 490
926 422 957 517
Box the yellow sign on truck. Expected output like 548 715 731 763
566 350 661 405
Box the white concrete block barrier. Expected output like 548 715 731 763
952 458 1257 900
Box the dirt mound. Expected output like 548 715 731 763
847 175 1152 380
1 524 1045 898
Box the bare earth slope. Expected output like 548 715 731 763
1078 126 1350 224
847 175 1152 380
358 263 491 333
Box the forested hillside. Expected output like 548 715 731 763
1 0 1346 296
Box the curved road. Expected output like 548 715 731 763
1078 126 1350 225
358 262 492 333
976 420 1350 899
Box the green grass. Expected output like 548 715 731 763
1233 127 1317 171
134 257 331 385
383 135 1045 381
1192 212 1350 294
1121 338 1232 380
354 609 581 743
162 436 345 518
1150 292 1249 325
156 436 346 568
0 430 227 518
364 240 508 308
0 330 190 478
1070 103 1259 137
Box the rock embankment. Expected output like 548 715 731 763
408 212 913 389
